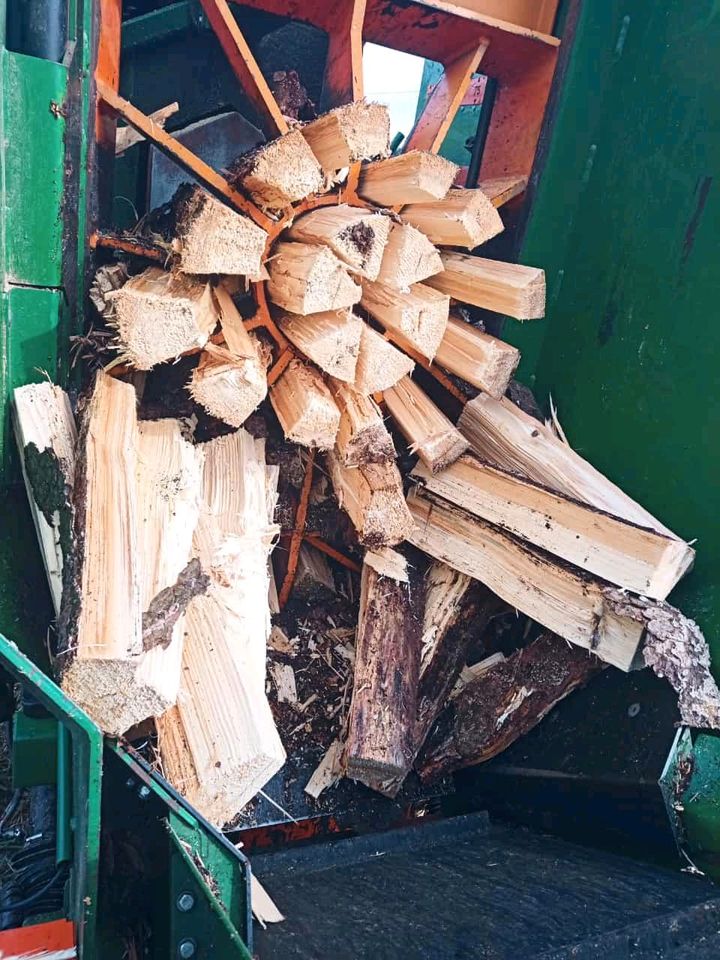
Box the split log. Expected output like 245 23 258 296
375 222 443 291
301 101 390 173
361 280 449 361
228 128 324 209
426 251 545 321
479 175 528 208
13 382 77 616
401 188 504 249
384 376 469 473
266 242 361 315
457 393 684 538
109 267 219 369
292 543 336 603
353 324 415 395
327 453 413 548
406 487 647 671
346 561 421 794
276 308 362 381
286 206 391 279
434 312 519 398
330 380 395 466
417 633 605 783
364 546 409 583
270 359 341 450
359 150 458 207
412 453 694 599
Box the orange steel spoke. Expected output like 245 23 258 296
279 451 316 608
267 347 293 385
90 231 167 262
95 0 122 147
304 534 362 573
252 283 290 349
383 332 468 405
97 80 273 231
199 0 289 139
321 0 367 109
404 40 489 154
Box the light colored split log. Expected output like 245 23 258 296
327 452 413 548
353 324 415 395
420 563 473 680
361 280 449 361
13 382 77 615
426 251 546 321
435 312 519 398
266 242 362 315
171 187 267 278
358 150 458 207
189 341 267 428
384 376 468 473
270 359 341 450
457 393 684 539
375 222 443 292
276 308 362 381
109 267 219 369
412 454 694 600
330 380 395 466
287 206 391 279
301 101 390 173
292 543 335 602
401 188 504 249
479 175 528 208
229 128 324 209
364 546 409 583
407 488 647 671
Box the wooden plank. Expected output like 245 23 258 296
425 0 559 34
480 175 528 207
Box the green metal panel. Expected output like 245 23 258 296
12 712 59 788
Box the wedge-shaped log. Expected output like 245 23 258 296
270 359 341 450
359 150 458 207
277 308 362 381
171 185 267 277
302 101 390 173
401 188 504 249
413 454 693 600
330 380 395 466
361 280 449 361
407 487 647 671
375 222 443 291
417 633 605 783
287 206 391 279
479 176 528 208
384 376 468 473
346 560 421 795
327 452 412 548
353 324 415 395
267 242 361 315
458 393 684 538
426 252 545 321
109 267 219 369
228 128 324 208
435 312 519 398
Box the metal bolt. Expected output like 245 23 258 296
125 777 135 789
628 702 641 718
176 892 195 913
138 785 151 800
178 939 196 959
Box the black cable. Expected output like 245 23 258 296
0 866 65 913
0 789 23 835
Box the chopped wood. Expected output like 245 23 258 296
330 380 395 466
401 188 504 249
384 376 469 473
457 393 684 538
375 222 443 292
412 453 694 600
301 101 390 173
116 101 179 154
479 175 528 208
228 128 324 209
108 267 219 370
266 242 362 315
346 561 421 795
292 543 336 603
353 323 415 395
268 624 294 655
305 737 345 799
453 653 507 698
426 251 545 321
270 360 341 450
276 308 362 381
406 487 647 671
13 382 77 615
419 564 472 680
287 206 391 279
251 875 285 927
417 633 605 783
327 452 413 548
171 186 267 278
189 340 267 428
435 312 519 398
364 546 409 583
359 150 458 207
270 662 298 704
361 280 449 361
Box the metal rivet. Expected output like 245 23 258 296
628 702 641 718
176 892 195 913
125 777 135 789
138 785 151 799
178 938 196 959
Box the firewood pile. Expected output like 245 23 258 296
13 100 720 827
